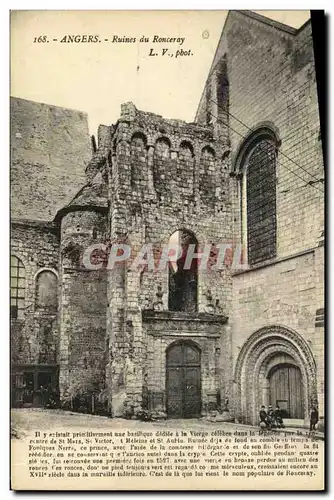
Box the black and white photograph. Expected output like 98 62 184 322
9 9 325 491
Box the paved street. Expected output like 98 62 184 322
12 408 255 435
11 408 323 440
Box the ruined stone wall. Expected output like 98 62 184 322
11 221 60 365
58 210 108 402
106 103 233 415
11 16 324 421
11 97 91 221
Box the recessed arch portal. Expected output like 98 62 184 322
234 326 317 425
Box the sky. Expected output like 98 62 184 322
10 10 310 137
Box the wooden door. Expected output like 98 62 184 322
166 343 201 418
269 364 304 418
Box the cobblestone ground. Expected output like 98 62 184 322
12 408 257 436
12 408 323 440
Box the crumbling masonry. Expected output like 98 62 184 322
11 11 324 426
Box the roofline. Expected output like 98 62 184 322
296 17 312 34
238 10 298 35
242 10 312 35
10 95 88 118
194 9 311 122
194 12 229 122
54 204 108 223
11 218 60 233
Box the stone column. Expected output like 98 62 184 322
262 379 270 408
313 244 325 425
107 260 127 417
107 139 129 417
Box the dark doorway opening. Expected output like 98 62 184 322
166 342 201 418
268 363 304 419
168 230 198 312
11 365 59 408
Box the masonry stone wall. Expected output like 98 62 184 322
196 11 325 425
11 97 91 221
59 210 108 402
231 249 323 423
226 16 324 423
11 221 60 365
142 312 228 415
197 12 324 257
313 245 325 416
10 12 325 423
105 103 233 415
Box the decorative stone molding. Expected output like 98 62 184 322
234 325 318 424
142 310 228 323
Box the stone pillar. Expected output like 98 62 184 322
124 268 145 414
147 145 155 195
107 139 129 416
58 264 70 400
262 379 270 408
107 262 127 416
314 244 324 426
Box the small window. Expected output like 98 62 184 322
10 256 25 320
36 270 58 310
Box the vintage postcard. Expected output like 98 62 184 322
10 9 325 491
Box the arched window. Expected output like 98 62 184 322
199 146 216 206
10 256 25 319
217 55 229 130
178 141 194 194
130 132 147 188
168 230 198 312
153 137 172 196
239 131 277 265
35 270 58 310
154 137 171 159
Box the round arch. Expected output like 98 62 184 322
166 338 202 355
130 131 148 146
154 136 172 149
11 253 29 271
33 267 59 281
178 140 195 156
232 123 281 175
234 326 317 425
35 269 59 310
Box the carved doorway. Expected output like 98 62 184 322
166 342 201 418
